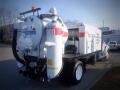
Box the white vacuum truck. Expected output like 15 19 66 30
12 7 109 85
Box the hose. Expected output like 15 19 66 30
12 29 25 64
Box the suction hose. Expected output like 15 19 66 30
12 29 25 64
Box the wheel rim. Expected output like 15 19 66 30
76 65 83 80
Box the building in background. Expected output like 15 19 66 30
99 27 120 44
99 27 110 32
0 24 13 43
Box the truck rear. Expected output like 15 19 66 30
12 7 109 85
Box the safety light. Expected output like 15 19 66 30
32 6 37 10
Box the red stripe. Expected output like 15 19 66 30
62 32 68 37
46 27 62 35
79 32 85 37
46 27 68 37
79 32 91 37
54 27 62 35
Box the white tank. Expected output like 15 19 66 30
46 19 63 79
17 16 43 49
16 15 43 58
14 8 68 79
45 8 68 79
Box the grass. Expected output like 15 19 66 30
90 66 120 90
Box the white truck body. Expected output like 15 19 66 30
66 24 102 55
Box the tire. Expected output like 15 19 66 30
60 60 85 85
73 62 83 83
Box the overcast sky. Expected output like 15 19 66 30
0 0 120 29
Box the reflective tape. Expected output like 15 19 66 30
47 67 60 70
46 27 68 37
62 32 68 37
54 27 62 35
79 32 85 37
79 32 91 37
46 27 62 35
47 59 53 65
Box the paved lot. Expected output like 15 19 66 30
0 44 119 90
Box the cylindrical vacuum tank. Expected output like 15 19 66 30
46 20 63 79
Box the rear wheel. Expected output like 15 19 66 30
75 64 83 81
60 60 85 85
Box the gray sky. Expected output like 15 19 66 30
0 0 120 29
